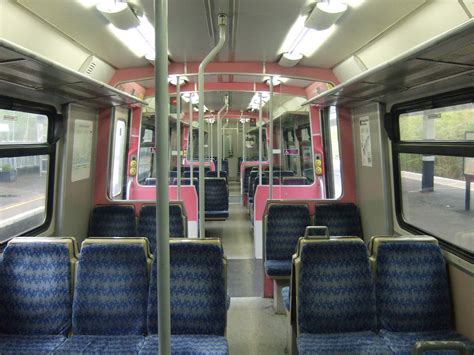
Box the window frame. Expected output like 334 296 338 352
389 88 474 262
0 96 59 244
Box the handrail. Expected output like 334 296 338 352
197 14 228 238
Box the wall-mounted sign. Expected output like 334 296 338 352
284 148 300 156
359 116 372 167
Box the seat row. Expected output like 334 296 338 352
0 237 228 354
264 202 362 279
283 235 473 354
89 204 187 251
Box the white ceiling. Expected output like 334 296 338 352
16 0 427 70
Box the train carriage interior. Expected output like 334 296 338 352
0 0 473 354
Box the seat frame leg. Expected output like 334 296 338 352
273 279 289 314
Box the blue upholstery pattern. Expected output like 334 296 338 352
206 171 228 180
148 243 226 336
0 243 71 335
379 329 473 354
0 335 66 354
265 204 310 276
282 286 290 312
314 203 362 237
88 205 136 237
54 335 145 354
264 260 292 277
205 178 228 218
242 167 255 193
376 243 451 332
139 335 228 355
138 205 185 251
298 241 377 334
297 331 391 354
72 244 148 335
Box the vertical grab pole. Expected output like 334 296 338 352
258 93 263 186
242 116 246 163
154 0 171 353
217 111 222 178
176 77 181 200
198 14 227 239
269 80 273 199
189 98 193 181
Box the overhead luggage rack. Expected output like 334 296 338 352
0 39 145 109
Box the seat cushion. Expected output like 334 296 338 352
72 244 148 335
298 241 377 334
376 242 451 332
297 331 391 354
205 211 229 219
139 335 228 355
264 260 292 277
282 286 290 312
53 335 145 354
380 329 474 354
265 204 310 262
0 243 71 335
314 203 362 237
0 335 66 354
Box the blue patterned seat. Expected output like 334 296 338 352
0 242 72 353
297 240 391 354
138 204 186 251
205 178 229 220
0 243 72 335
88 205 136 237
264 204 310 278
376 242 473 354
139 335 228 355
148 241 227 336
71 243 148 335
0 335 66 354
54 335 145 354
314 203 362 237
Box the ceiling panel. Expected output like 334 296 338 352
17 0 149 69
301 0 426 68
234 0 307 62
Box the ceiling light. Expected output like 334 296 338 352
182 92 199 105
168 75 188 86
240 117 250 124
265 76 282 86
279 52 304 67
305 1 348 31
108 24 154 57
97 0 140 30
291 26 335 57
79 0 98 8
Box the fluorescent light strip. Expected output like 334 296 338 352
108 24 153 57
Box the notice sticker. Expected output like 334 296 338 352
71 119 93 182
359 116 372 167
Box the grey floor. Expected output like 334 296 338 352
206 180 288 355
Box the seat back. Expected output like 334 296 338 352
296 238 376 334
314 203 362 238
265 204 310 262
138 204 186 251
283 176 308 185
147 239 227 336
374 238 451 332
0 237 77 335
205 178 229 213
88 205 136 237
72 242 149 335
251 176 280 204
206 170 228 180
242 166 255 193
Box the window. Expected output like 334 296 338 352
110 120 127 197
321 106 342 198
391 92 474 258
0 103 57 243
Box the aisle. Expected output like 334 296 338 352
205 180 287 355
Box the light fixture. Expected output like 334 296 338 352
278 1 346 67
240 117 250 124
247 92 271 111
79 0 98 8
264 76 283 86
97 0 140 30
305 1 348 31
279 52 304 67
168 75 188 86
205 117 216 124
108 24 154 57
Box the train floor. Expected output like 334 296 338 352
206 180 288 355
